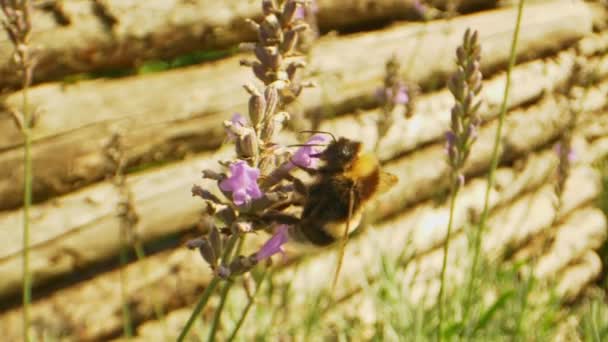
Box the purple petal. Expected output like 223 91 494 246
226 113 247 140
219 161 263 205
291 134 329 168
568 150 577 163
232 189 249 206
394 84 409 105
256 225 290 261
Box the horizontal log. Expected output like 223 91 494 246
556 250 602 301
0 140 595 341
324 52 608 162
0 1 592 209
0 0 495 89
0 89 580 298
367 95 570 220
533 208 606 280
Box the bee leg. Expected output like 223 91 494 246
293 164 318 176
259 211 300 225
283 173 308 196
263 196 304 212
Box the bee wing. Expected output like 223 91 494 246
378 171 398 194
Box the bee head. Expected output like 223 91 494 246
313 137 362 171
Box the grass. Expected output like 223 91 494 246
210 250 604 341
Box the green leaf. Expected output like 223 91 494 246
472 290 516 333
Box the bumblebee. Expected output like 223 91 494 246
289 134 398 246
274 133 397 287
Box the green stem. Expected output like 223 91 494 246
513 273 533 340
227 271 268 341
206 237 245 341
437 180 460 342
119 238 133 338
22 74 32 342
177 234 239 342
207 281 233 342
178 276 221 342
462 0 525 326
133 242 168 339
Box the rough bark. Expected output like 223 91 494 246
0 0 497 89
0 5 597 211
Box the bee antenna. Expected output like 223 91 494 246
287 144 327 148
298 130 337 143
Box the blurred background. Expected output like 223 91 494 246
1 0 607 340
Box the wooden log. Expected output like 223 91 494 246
0 90 578 298
0 0 495 89
0 141 594 342
533 208 606 280
323 52 608 162
367 95 571 221
556 250 603 302
1 35 602 213
0 2 592 210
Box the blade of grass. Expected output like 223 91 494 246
119 240 133 338
133 241 168 339
463 0 526 325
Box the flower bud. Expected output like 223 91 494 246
217 265 231 279
236 128 259 159
191 238 216 267
252 63 269 83
216 206 237 225
281 0 298 27
264 85 279 120
228 255 258 276
281 29 298 55
259 15 282 44
248 95 265 129
262 0 276 15
209 226 223 258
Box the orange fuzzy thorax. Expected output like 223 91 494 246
345 153 379 180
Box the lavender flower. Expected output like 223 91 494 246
290 134 328 168
219 161 263 206
376 82 409 106
188 0 312 284
445 29 482 186
375 56 415 151
225 113 247 140
555 142 576 163
255 224 290 261
294 0 318 20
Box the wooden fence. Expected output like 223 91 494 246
0 0 607 340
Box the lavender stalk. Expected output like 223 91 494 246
437 28 483 340
1 1 35 340
374 55 413 152
178 1 316 340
